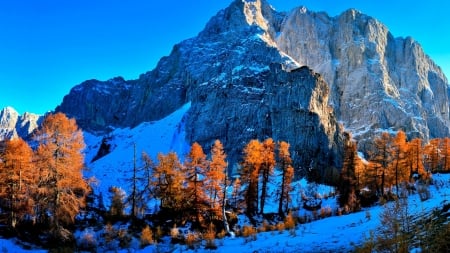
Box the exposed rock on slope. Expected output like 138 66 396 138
56 0 449 166
0 107 42 140
186 64 343 171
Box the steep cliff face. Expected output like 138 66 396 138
186 64 342 171
56 0 449 166
273 7 449 147
0 107 42 140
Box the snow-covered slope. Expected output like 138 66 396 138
83 102 191 200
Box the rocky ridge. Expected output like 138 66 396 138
55 0 449 167
0 107 42 141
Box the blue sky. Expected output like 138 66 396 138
0 0 449 115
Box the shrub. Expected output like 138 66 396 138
78 229 97 252
204 224 217 249
242 225 257 242
154 226 164 242
140 225 153 247
276 222 285 233
118 228 131 249
284 212 296 230
217 229 227 239
185 232 199 249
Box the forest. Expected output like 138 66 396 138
0 113 449 251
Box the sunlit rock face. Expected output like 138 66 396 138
273 6 449 149
0 107 41 140
56 0 449 166
186 64 343 171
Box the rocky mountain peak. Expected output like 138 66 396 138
56 1 450 167
0 107 42 141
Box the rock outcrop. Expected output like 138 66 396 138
186 64 343 172
0 107 42 140
56 0 449 167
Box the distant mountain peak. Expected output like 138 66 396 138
0 107 42 141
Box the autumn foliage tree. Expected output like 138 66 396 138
391 131 409 193
338 133 362 211
206 140 226 220
152 152 185 214
259 138 275 214
241 139 263 215
33 113 89 236
277 141 294 216
0 138 35 228
184 142 209 225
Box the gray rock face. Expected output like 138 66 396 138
186 64 343 171
56 0 449 165
0 107 42 140
273 7 450 147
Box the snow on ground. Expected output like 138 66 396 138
153 173 449 253
78 102 449 252
83 102 191 201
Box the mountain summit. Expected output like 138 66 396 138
56 0 449 169
0 107 41 140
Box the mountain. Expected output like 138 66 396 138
0 107 42 141
56 0 449 169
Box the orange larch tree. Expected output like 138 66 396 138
391 131 409 193
407 138 426 179
241 139 263 216
277 141 294 216
369 132 394 196
184 142 209 225
152 152 185 214
0 138 35 228
206 140 227 220
33 112 90 235
440 137 450 172
259 138 275 214
338 133 362 211
424 138 441 173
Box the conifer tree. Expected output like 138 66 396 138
231 177 242 211
241 139 263 216
33 113 89 235
424 138 441 173
338 133 362 211
206 140 227 220
184 142 209 225
391 131 409 193
277 141 294 216
259 138 275 214
407 138 426 179
370 132 393 196
152 152 185 213
440 137 450 172
0 138 35 228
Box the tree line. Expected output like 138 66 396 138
118 138 295 229
0 113 89 242
338 130 450 211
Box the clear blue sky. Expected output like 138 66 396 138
0 0 449 115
